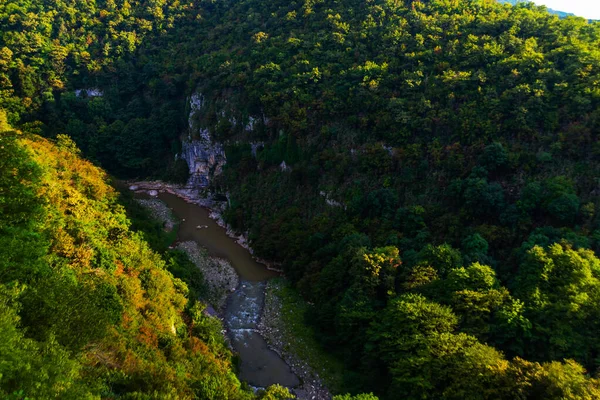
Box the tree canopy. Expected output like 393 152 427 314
1 0 600 398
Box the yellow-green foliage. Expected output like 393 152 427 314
0 128 253 399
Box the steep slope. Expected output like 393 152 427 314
3 0 600 398
128 0 600 397
0 117 254 398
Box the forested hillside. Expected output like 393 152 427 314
2 0 600 398
0 117 265 398
203 1 600 397
0 2 265 398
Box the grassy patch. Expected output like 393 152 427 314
269 278 345 393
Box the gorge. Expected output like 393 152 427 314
3 0 600 398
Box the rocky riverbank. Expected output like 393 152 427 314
132 196 237 311
135 198 176 231
128 180 216 208
259 280 332 400
176 241 238 310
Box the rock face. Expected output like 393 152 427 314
75 88 103 97
181 92 227 188
180 92 271 189
181 139 226 188
250 141 264 158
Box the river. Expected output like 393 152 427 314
156 192 300 388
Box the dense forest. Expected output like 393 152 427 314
2 0 600 398
0 1 292 398
0 118 256 398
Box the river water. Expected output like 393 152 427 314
156 192 300 388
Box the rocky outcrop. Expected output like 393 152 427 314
181 139 226 188
75 88 103 97
180 92 227 189
319 191 345 209
250 141 264 158
245 116 257 132
181 91 273 188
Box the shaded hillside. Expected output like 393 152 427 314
174 0 600 397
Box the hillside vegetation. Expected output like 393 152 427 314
0 116 297 398
203 1 600 397
2 0 600 398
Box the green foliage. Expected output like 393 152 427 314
118 189 178 252
479 143 508 173
333 394 378 400
461 234 489 264
0 286 95 399
3 0 600 397
0 129 43 229
266 279 345 392
365 293 503 398
19 275 122 352
0 126 49 285
515 243 600 365
0 133 252 398
163 158 190 184
416 244 462 276
165 250 207 302
256 385 295 400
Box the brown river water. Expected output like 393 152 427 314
156 192 300 388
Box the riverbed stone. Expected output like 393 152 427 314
130 180 329 399
135 198 176 231
176 241 238 310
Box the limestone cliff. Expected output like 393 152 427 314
180 92 268 189
180 93 227 188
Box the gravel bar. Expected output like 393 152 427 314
176 241 239 311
